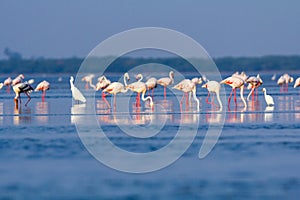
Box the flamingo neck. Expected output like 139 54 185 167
124 74 129 86
240 85 247 109
138 75 143 82
141 90 153 105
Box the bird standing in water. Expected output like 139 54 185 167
157 71 174 100
70 76 86 104
262 88 274 106
35 80 50 101
13 82 34 108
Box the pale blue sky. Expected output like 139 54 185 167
0 0 300 59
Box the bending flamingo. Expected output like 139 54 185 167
96 75 112 99
173 78 200 112
35 80 50 101
157 71 174 100
11 74 24 86
220 76 247 109
202 80 222 111
126 81 154 108
81 74 96 90
13 82 34 107
246 74 263 101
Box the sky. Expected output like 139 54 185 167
0 0 300 59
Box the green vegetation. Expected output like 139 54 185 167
0 55 299 74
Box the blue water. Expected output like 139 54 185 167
1 73 300 199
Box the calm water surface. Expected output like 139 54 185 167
0 73 300 199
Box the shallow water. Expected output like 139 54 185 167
1 73 300 199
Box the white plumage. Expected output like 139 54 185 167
262 88 274 106
70 76 86 103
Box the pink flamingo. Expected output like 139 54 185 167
221 76 247 109
294 77 300 88
126 80 154 108
157 71 174 100
96 75 112 99
11 74 24 86
145 77 157 98
3 77 12 93
246 74 263 101
35 80 50 101
102 73 130 109
202 80 222 111
81 74 96 90
173 78 200 111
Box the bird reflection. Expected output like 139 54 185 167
205 112 223 124
295 100 300 120
13 106 31 125
71 104 87 124
35 101 49 123
264 106 274 122
247 100 262 122
0 102 3 124
226 107 245 123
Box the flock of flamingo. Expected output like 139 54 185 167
1 71 300 112
0 74 50 107
71 71 300 112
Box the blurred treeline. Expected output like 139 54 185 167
0 55 299 74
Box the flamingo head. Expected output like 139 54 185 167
290 77 294 83
201 83 208 88
135 74 143 81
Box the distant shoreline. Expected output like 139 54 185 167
0 55 299 74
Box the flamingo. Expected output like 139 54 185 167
0 83 3 90
201 80 222 111
13 82 34 107
3 77 12 93
294 77 300 88
126 81 154 108
145 77 157 97
173 78 200 112
81 74 96 90
262 88 274 106
271 73 276 81
283 73 294 92
11 74 24 86
35 80 50 101
96 75 111 99
246 74 263 101
157 71 174 100
220 76 247 109
102 73 130 109
70 76 86 103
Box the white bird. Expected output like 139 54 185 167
35 80 50 100
3 77 12 93
157 71 174 100
0 83 3 90
294 77 300 88
271 73 276 81
202 80 222 111
262 88 274 106
70 76 86 103
13 82 34 107
96 75 111 99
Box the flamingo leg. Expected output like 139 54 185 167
24 92 31 106
152 88 155 100
228 89 233 105
164 86 167 100
114 94 116 108
6 86 10 94
211 93 216 107
102 93 110 109
206 92 212 104
42 90 46 102
85 83 89 90
185 92 189 108
252 87 255 101
234 88 237 106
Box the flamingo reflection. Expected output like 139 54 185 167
35 101 49 123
